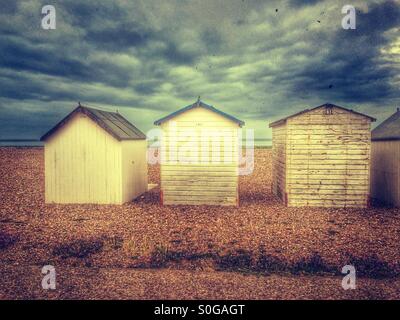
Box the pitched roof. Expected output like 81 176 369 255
154 99 245 127
269 103 376 128
372 109 400 141
40 105 146 141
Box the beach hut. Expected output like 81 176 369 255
40 104 148 204
371 108 400 207
269 103 375 208
154 99 244 206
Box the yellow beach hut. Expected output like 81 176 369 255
41 104 148 204
154 99 244 206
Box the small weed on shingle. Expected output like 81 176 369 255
0 232 18 250
215 249 253 271
348 254 398 279
53 238 104 259
291 252 336 275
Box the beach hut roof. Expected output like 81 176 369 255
40 104 146 141
372 108 400 141
154 98 245 127
269 103 376 128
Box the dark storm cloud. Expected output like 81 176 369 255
162 42 199 65
290 0 400 103
59 1 155 52
201 28 223 54
0 37 92 79
0 0 19 15
133 80 163 95
0 70 80 102
290 0 324 7
0 35 136 88
87 25 150 51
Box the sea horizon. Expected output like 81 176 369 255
0 138 273 147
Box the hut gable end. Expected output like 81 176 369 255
270 103 376 128
154 99 244 127
372 109 400 141
40 105 146 142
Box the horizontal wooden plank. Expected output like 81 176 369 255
288 189 368 196
162 181 237 188
287 179 368 185
288 123 368 128
162 175 238 181
162 163 237 168
162 166 237 172
288 154 369 160
163 185 237 191
285 135 369 141
163 195 237 201
287 174 368 180
163 200 236 206
161 161 239 166
288 197 368 204
162 174 237 181
287 164 367 170
287 184 368 190
287 159 368 165
163 190 236 197
288 144 369 150
287 169 368 175
287 129 369 135
288 115 369 122
289 193 367 200
288 199 367 207
287 140 370 146
288 149 368 155
161 150 238 156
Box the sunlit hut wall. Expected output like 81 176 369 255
154 99 244 206
371 108 400 207
269 103 375 208
41 105 148 204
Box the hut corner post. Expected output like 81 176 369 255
367 194 372 208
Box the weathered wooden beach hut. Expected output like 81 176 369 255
41 104 148 204
269 103 375 208
154 99 244 206
371 108 400 207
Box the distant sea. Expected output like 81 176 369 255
0 139 43 147
0 138 272 147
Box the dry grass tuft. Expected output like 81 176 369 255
53 238 104 259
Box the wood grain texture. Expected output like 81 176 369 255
271 106 372 208
160 107 239 206
44 113 147 204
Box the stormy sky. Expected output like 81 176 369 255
0 0 399 140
